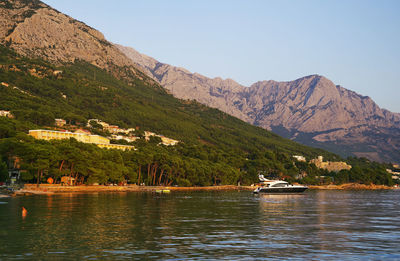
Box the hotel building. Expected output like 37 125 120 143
29 130 135 151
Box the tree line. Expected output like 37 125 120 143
0 117 394 186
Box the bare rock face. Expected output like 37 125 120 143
116 44 251 122
118 45 400 163
244 76 400 132
0 0 142 74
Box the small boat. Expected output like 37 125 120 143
155 189 171 193
253 175 308 194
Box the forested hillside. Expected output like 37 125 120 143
0 45 393 186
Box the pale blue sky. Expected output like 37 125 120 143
43 0 400 112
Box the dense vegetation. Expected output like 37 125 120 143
0 45 395 186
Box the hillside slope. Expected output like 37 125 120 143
1 45 349 186
118 45 400 163
0 45 331 158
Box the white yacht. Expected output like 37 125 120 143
253 175 308 194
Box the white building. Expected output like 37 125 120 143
0 110 13 118
293 155 306 162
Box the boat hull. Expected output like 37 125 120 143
254 187 308 194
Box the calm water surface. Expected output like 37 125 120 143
1 190 400 260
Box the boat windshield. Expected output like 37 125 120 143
271 182 287 187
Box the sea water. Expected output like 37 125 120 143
0 190 399 260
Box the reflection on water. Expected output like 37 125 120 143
0 190 400 260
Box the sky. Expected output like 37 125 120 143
43 0 400 112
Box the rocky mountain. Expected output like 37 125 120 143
116 45 251 122
118 45 400 163
0 0 150 83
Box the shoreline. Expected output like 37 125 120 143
15 184 254 195
3 183 395 196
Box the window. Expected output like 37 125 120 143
272 182 287 187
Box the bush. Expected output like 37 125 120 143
176 178 191 187
20 171 34 182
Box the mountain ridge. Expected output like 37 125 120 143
117 44 400 163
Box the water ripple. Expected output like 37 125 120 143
0 190 400 260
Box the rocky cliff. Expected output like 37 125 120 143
118 45 400 163
0 0 149 81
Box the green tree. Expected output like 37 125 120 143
0 161 8 182
0 118 16 139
